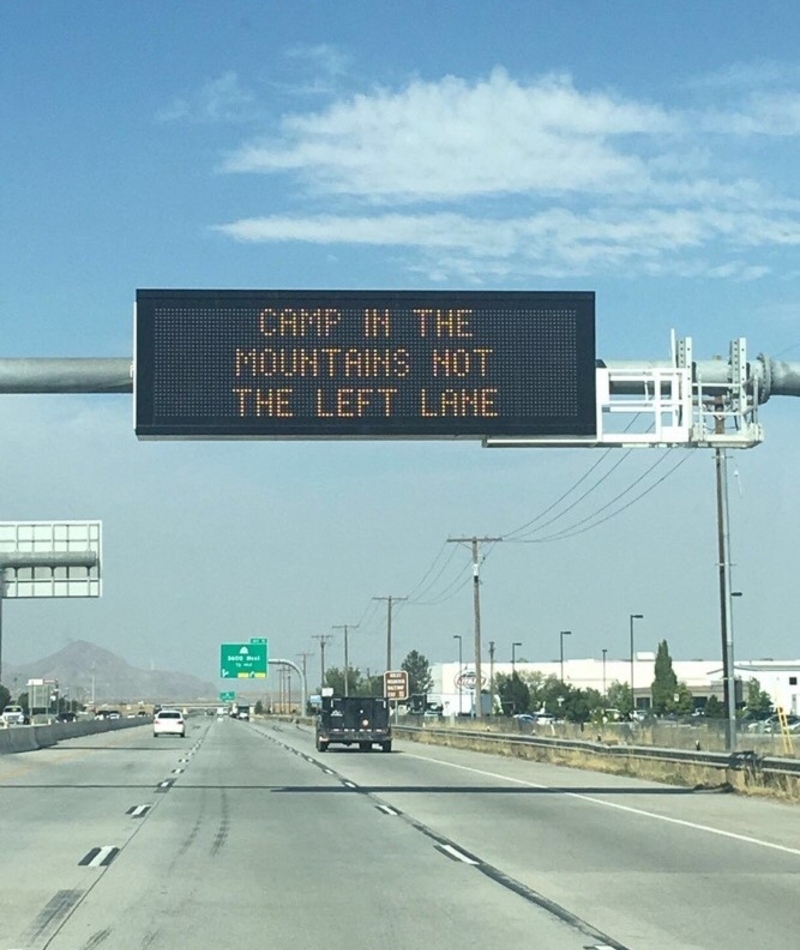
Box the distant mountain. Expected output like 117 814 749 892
2 640 217 703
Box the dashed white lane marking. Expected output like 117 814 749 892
437 843 480 865
376 804 399 816
403 752 800 858
341 780 357 789
79 846 119 868
126 804 152 818
172 768 184 774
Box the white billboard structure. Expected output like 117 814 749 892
0 521 102 598
0 521 102 683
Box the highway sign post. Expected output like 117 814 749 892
384 670 409 702
220 641 269 679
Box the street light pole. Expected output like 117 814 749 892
511 641 522 715
453 634 462 714
559 630 571 684
629 614 643 715
602 648 608 696
488 640 495 717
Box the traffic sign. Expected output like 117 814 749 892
220 641 269 679
250 637 267 644
135 289 596 440
384 670 409 701
219 690 236 702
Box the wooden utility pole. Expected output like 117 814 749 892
312 634 333 692
332 624 358 696
373 596 407 671
447 537 502 719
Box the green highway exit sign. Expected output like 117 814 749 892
219 691 236 702
220 641 269 679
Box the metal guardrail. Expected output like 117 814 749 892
393 724 800 778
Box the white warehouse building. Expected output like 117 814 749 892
429 657 800 717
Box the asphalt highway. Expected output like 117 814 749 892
1 717 798 950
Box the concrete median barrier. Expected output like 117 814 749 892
0 716 145 755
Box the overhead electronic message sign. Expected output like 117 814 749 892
135 290 595 439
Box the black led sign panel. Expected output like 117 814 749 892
135 289 596 439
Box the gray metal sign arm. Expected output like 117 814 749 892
3 353 800 402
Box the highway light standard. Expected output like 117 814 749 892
629 614 644 715
559 630 571 684
453 634 463 715
602 648 608 696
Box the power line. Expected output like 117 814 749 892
525 452 693 543
501 414 645 541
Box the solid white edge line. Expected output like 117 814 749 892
403 752 800 858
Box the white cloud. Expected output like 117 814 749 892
702 92 800 136
214 206 800 279
686 59 800 91
157 71 258 123
222 69 675 199
284 43 350 78
211 65 800 280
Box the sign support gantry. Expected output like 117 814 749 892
485 334 764 450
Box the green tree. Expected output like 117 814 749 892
495 672 530 715
562 687 604 723
703 695 724 719
539 676 572 716
674 682 695 716
606 681 634 717
323 666 364 695
0 684 10 711
744 677 773 718
17 691 29 713
254 700 264 715
651 640 679 715
401 650 433 696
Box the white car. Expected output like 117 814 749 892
2 705 25 726
153 709 186 738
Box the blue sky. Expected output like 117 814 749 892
2 2 800 690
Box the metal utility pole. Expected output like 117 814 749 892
373 596 407 671
312 634 332 691
333 624 358 697
488 640 495 717
453 634 463 714
629 614 643 714
715 442 737 751
447 536 502 720
602 648 608 696
559 630 571 683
